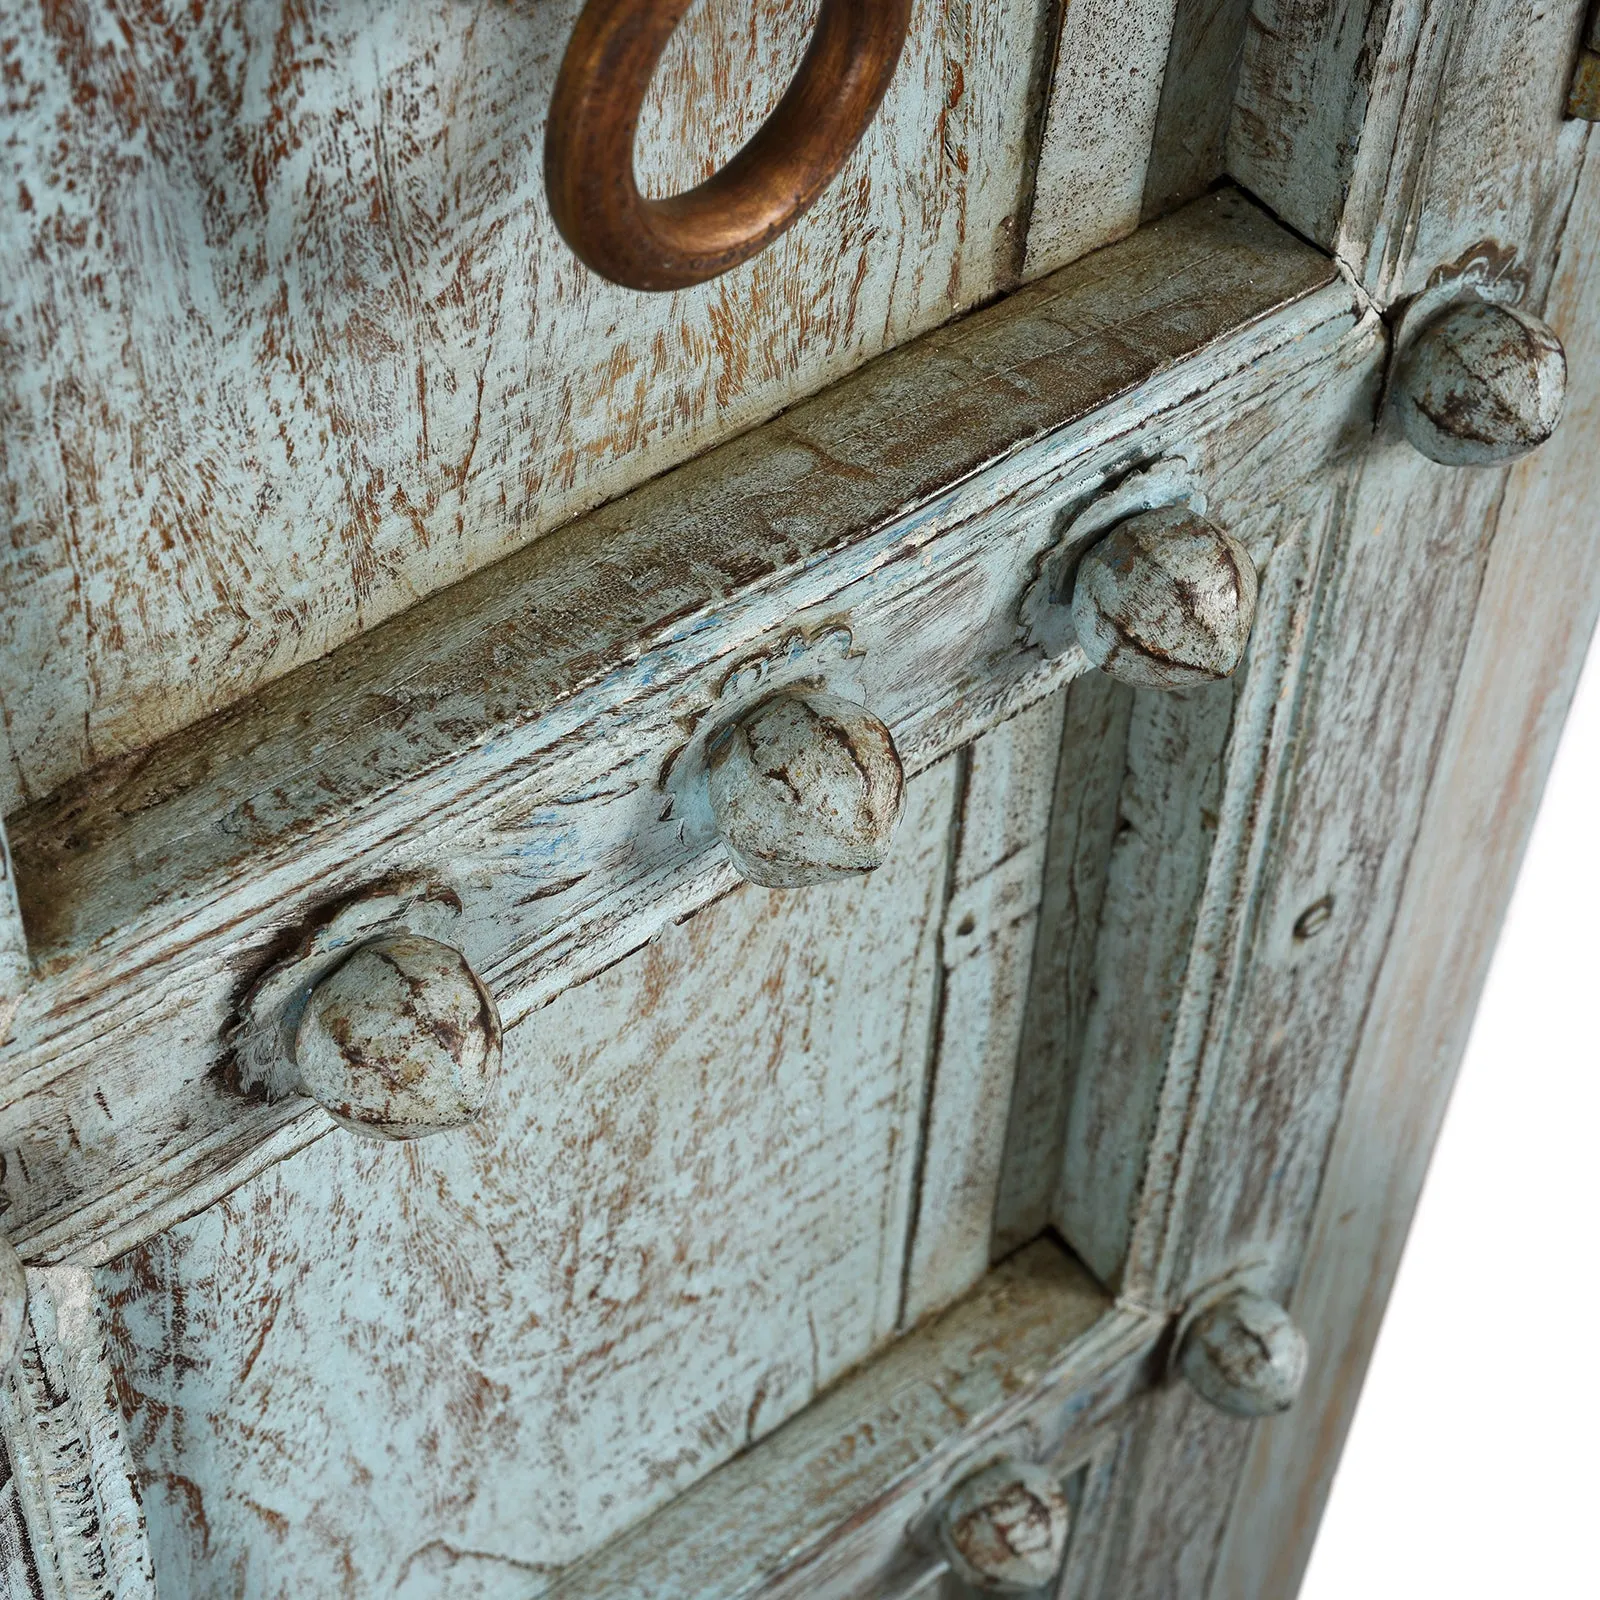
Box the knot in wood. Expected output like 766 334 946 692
1071 506 1259 689
1394 300 1567 466
937 1458 1072 1594
294 934 503 1141
0 1233 25 1367
1179 1289 1308 1417
706 689 905 888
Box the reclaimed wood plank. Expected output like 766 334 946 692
1023 0 1181 276
1212 118 1600 1600
0 195 1365 1264
0 0 1154 816
0 818 25 1046
1140 0 1256 221
900 693 1068 1325
1228 0 1590 304
546 1242 1157 1600
101 763 955 1597
992 672 1132 1260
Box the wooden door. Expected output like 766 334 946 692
1 1 1596 1595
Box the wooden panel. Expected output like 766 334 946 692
1212 119 1600 1600
1054 680 1236 1287
1140 0 1256 220
900 692 1068 1325
0 817 25 1044
546 1242 1156 1600
0 0 1154 816
1228 0 1590 304
0 195 1363 1266
1024 0 1181 276
992 672 1131 1259
100 764 955 1597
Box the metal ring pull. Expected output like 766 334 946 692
544 0 912 292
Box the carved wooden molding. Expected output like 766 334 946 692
0 1268 154 1599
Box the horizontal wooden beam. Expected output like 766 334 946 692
0 190 1374 1263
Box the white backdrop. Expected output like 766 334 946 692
1299 634 1600 1597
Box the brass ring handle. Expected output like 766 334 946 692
544 0 913 292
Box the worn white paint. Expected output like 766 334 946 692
0 819 26 1047
901 693 1067 1326
1229 0 1590 305
1215 112 1600 1600
0 1236 22 1369
1024 0 1183 276
0 0 1172 816
100 766 956 1595
0 194 1357 1265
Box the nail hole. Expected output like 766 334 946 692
956 914 976 937
1293 895 1335 941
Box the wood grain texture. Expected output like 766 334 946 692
100 764 954 1596
0 195 1356 1265
1023 0 1181 276
991 672 1131 1259
0 0 1086 816
0 1267 155 1600
544 1242 1157 1600
1228 0 1591 305
1212 123 1600 1600
900 693 1068 1327
1052 677 1238 1287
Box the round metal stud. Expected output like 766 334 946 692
706 688 905 888
937 1458 1072 1595
0 1233 26 1368
294 934 503 1141
1393 300 1566 466
1071 505 1259 689
1179 1289 1308 1417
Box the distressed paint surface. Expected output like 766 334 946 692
0 0 1100 814
1023 0 1181 275
901 692 1068 1326
545 1242 1154 1600
991 671 1130 1258
100 765 955 1596
0 195 1357 1264
1214 118 1600 1600
0 816 23 1046
0 1267 155 1600
1228 0 1590 305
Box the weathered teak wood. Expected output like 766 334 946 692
900 693 1070 1325
1214 114 1600 1600
0 818 25 1046
0 192 1368 1264
0 1268 155 1600
2 1 1595 1590
0 0 1164 816
102 766 954 1592
1230 0 1590 305
536 1242 1154 1600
